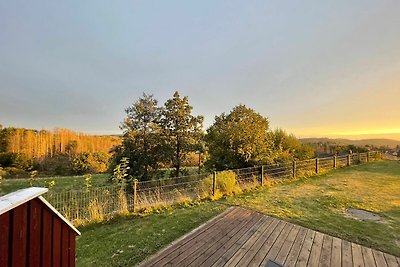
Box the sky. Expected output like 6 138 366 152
1 1 399 139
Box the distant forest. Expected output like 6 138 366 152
0 126 121 177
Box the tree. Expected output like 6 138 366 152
161 91 204 177
119 93 164 180
205 105 273 170
270 128 315 161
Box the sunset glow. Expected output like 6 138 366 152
0 1 399 140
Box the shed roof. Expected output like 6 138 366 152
0 187 80 235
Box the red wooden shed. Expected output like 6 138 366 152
0 187 81 267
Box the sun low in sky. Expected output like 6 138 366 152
0 1 399 140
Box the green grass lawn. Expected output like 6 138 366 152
76 202 227 266
0 174 111 195
73 160 400 265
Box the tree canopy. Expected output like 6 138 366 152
205 105 273 170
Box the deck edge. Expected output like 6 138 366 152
136 205 236 267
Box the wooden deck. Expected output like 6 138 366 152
139 207 400 267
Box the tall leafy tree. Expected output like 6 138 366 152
120 93 163 180
205 105 273 170
161 91 204 177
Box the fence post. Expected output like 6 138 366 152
333 155 337 169
347 154 351 166
261 165 265 186
212 171 217 196
292 160 296 178
315 158 319 174
133 179 138 213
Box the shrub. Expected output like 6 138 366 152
196 171 241 199
72 152 111 175
216 171 241 196
0 152 33 170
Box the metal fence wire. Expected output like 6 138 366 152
44 151 380 224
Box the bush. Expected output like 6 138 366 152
2 167 27 178
0 152 33 171
40 155 72 175
72 152 111 175
216 171 241 196
197 171 241 199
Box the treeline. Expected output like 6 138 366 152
0 126 120 177
113 92 315 182
305 141 370 156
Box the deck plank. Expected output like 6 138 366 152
260 222 294 266
295 229 316 267
274 224 301 264
383 253 400 267
235 218 281 267
307 231 324 267
283 226 308 267
223 216 274 267
373 250 388 267
319 235 333 267
330 237 342 267
181 209 256 267
352 243 365 267
163 208 251 266
342 240 353 267
362 246 377 267
210 214 265 267
246 220 287 267
149 207 246 266
197 213 265 267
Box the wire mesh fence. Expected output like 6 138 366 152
44 151 380 225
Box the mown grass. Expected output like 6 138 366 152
222 160 400 257
0 174 111 195
76 202 227 266
73 160 400 265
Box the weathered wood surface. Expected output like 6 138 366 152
139 207 400 267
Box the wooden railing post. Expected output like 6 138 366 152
292 160 296 178
315 158 319 174
347 154 351 166
333 156 337 169
133 179 138 213
261 166 265 186
212 171 216 196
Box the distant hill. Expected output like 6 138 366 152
300 138 400 149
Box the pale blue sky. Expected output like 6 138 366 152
1 1 399 137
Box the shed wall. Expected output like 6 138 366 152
0 198 77 267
